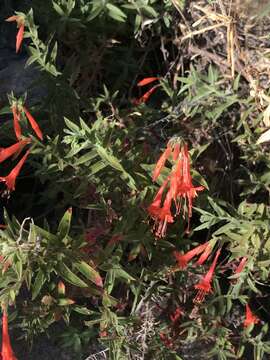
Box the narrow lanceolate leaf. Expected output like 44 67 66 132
57 207 72 239
96 145 136 190
74 261 103 287
73 306 93 315
58 262 88 288
96 145 125 172
106 3 127 22
74 150 97 165
32 270 46 300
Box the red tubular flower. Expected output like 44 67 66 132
1 310 17 360
23 106 43 140
170 307 182 323
148 179 169 217
152 146 172 182
6 15 25 53
234 257 248 275
176 145 204 233
174 242 209 269
0 139 30 164
0 150 30 192
148 141 204 236
244 304 259 327
135 84 160 105
154 190 174 238
196 242 213 265
11 105 21 140
159 332 173 348
137 77 159 86
194 248 221 303
173 143 180 161
16 24 24 53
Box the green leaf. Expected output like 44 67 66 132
96 145 136 189
57 208 72 239
64 117 80 132
74 261 103 287
87 1 104 21
32 270 46 300
34 225 58 243
89 160 107 175
106 3 127 22
73 306 93 315
58 263 88 288
52 2 65 16
96 145 124 172
74 150 97 166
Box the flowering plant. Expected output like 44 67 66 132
0 1 270 359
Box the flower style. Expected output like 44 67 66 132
1 309 17 360
244 304 260 327
174 242 209 269
6 15 25 53
0 150 30 192
194 248 221 303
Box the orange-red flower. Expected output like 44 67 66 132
10 103 43 141
174 242 209 269
196 242 213 265
134 85 160 105
11 105 21 141
159 332 173 348
170 307 182 323
176 145 204 232
23 106 43 140
0 139 30 164
152 145 172 182
134 77 160 105
148 141 204 236
6 15 25 53
148 184 174 238
148 179 169 217
244 304 259 327
194 248 221 303
1 310 17 360
137 77 159 86
0 150 30 192
234 257 247 275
